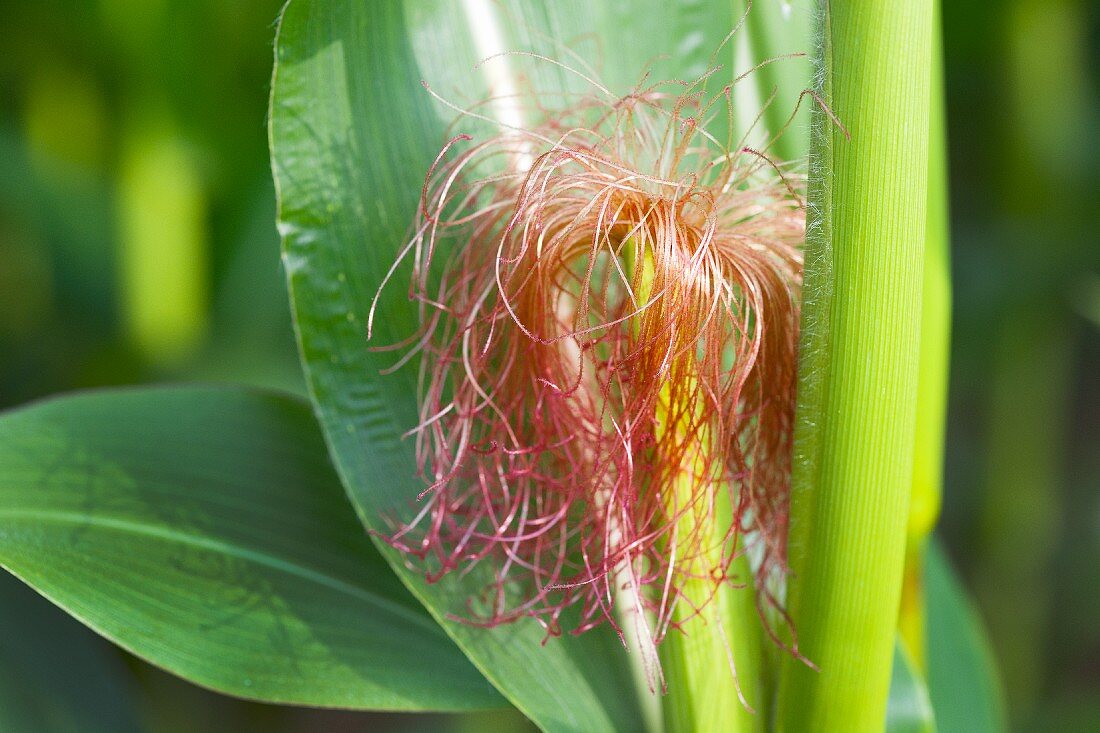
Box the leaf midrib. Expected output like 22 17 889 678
0 508 439 634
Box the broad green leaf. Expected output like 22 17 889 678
926 539 1008 733
271 4 637 730
403 1 804 146
745 0 815 161
0 572 142 733
887 640 936 733
271 2 809 729
0 386 503 712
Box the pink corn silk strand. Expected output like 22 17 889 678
378 73 804 645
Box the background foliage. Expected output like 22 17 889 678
1 0 1097 731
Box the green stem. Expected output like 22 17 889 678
659 532 763 732
900 0 950 671
626 247 762 733
659 468 763 733
777 1 932 730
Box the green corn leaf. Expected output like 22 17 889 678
926 539 1008 733
887 640 936 733
270 1 816 729
0 386 504 712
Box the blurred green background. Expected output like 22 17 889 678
0 1 1096 731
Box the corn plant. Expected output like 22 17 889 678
0 1 1005 731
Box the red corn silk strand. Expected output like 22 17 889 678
376 66 804 648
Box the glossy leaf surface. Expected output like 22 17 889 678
0 387 503 711
271 1 814 729
926 540 1007 733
